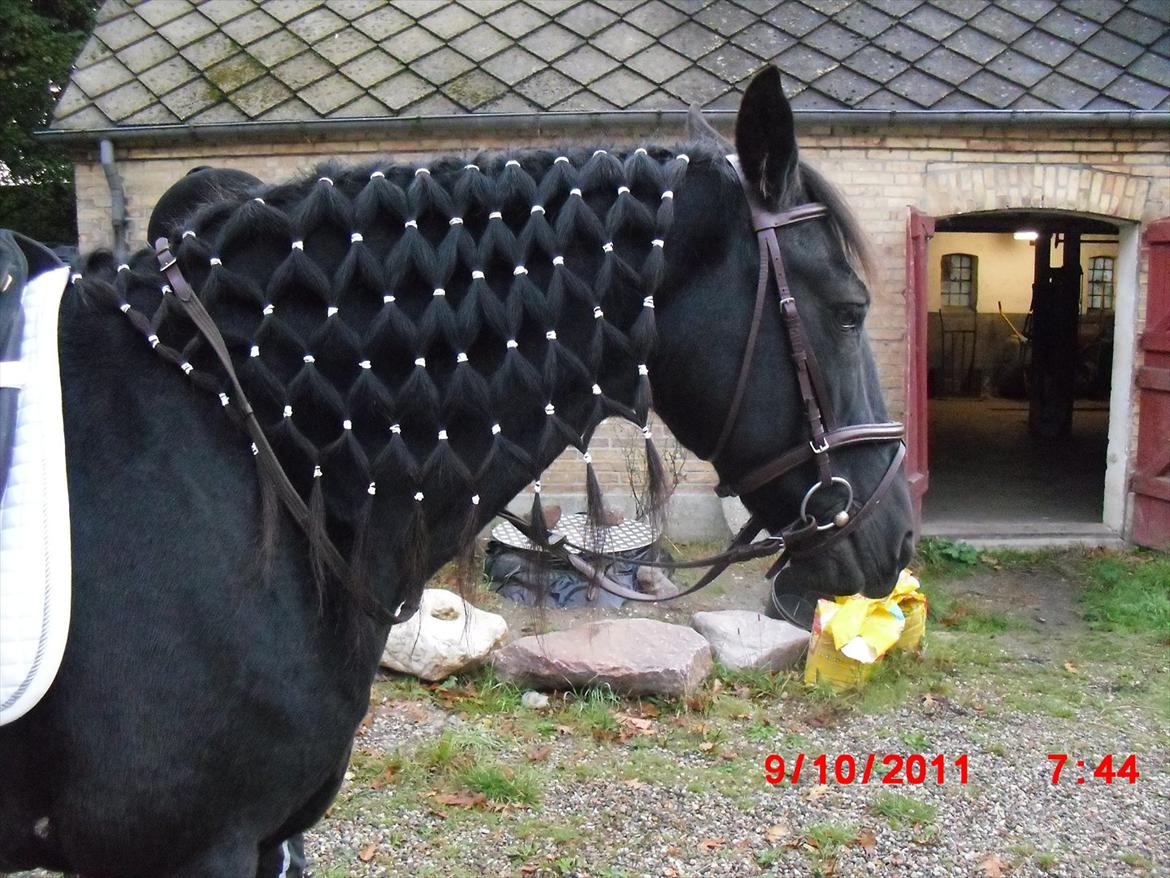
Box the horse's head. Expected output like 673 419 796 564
651 67 915 600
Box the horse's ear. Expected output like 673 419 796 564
687 104 728 148
735 66 798 209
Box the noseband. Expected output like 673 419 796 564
709 155 906 565
154 152 906 616
507 155 906 603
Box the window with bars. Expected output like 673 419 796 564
940 254 976 309
1087 256 1114 311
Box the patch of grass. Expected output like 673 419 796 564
458 762 541 805
566 686 621 739
870 791 937 828
900 730 931 750
1121 852 1152 870
802 821 857 875
1080 551 1170 634
717 665 796 699
914 537 981 577
1034 851 1060 871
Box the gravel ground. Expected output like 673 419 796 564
306 673 1170 878
304 551 1170 878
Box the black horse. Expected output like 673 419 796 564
0 68 913 876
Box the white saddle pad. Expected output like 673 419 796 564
0 264 72 725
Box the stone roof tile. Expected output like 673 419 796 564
835 2 894 39
454 23 516 62
698 43 766 84
230 75 294 117
139 56 200 96
352 6 413 40
589 68 657 107
94 13 154 51
591 22 654 61
443 70 509 110
970 5 1031 43
479 46 545 86
519 22 582 61
731 22 795 58
515 69 581 105
624 1 688 38
625 44 691 81
764 2 827 38
488 3 549 39
695 0 758 37
556 2 619 37
243 30 307 67
220 10 283 46
340 49 402 89
52 0 1170 130
370 70 431 110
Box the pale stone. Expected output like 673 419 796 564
380 588 508 681
492 618 712 696
520 690 550 709
691 610 809 672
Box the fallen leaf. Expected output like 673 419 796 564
555 724 575 735
980 853 1006 878
711 678 723 695
638 701 660 718
719 749 737 761
764 822 790 843
1064 662 1079 674
857 828 877 855
698 742 716 752
527 745 551 762
370 764 398 789
358 842 377 862
615 712 655 732
663 868 679 877
623 778 647 789
433 790 487 808
805 784 829 801
356 709 375 736
698 837 725 851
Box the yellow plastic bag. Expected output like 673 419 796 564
804 593 906 691
891 569 927 653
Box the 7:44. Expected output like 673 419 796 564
1048 754 1140 784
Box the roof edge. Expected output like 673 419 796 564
38 108 1170 147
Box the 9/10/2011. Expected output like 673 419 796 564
763 753 969 785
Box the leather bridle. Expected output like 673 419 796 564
150 151 906 619
499 155 907 603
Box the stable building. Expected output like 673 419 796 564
46 0 1170 546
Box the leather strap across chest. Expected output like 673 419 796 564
154 240 404 626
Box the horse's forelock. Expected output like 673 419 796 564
794 162 875 283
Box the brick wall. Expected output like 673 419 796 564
71 122 1169 536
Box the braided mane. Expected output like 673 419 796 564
78 144 713 615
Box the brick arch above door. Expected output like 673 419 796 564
924 165 1151 223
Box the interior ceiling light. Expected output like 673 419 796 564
1014 230 1039 241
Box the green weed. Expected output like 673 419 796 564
870 791 937 828
1081 551 1170 634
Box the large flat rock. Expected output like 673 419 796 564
491 618 712 696
692 610 809 672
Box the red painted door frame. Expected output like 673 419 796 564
1132 218 1170 548
905 207 934 531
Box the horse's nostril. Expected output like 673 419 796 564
897 532 916 571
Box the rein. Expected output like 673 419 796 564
500 155 906 604
154 239 402 626
150 150 904 617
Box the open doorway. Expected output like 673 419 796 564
920 210 1122 536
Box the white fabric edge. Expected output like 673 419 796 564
0 264 72 725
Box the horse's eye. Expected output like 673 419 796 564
832 304 865 332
